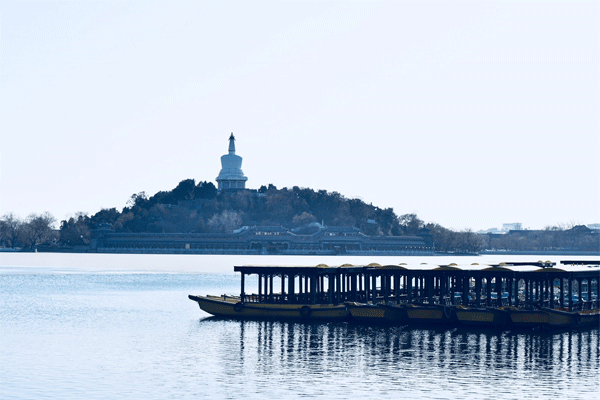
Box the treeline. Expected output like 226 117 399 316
484 226 599 253
0 213 57 250
426 223 598 254
1 179 597 254
0 179 419 249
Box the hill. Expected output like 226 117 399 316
67 179 417 238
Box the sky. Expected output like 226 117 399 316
1 0 598 232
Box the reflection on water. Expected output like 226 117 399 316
194 319 599 399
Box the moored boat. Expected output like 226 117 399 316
345 302 389 324
401 303 454 325
189 264 365 321
576 309 600 327
189 294 349 320
505 307 600 329
189 260 599 329
453 306 510 328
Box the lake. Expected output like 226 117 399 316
0 253 598 399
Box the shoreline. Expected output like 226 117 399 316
1 253 597 275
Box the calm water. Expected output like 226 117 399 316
1 254 598 399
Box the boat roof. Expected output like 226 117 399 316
234 261 599 277
234 264 367 274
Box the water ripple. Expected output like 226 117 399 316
1 272 598 400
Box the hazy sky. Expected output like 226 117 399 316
1 1 598 231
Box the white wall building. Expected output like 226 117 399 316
502 223 522 232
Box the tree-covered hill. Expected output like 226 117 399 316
1 178 597 254
73 179 417 238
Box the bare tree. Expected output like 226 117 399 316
20 212 56 248
207 210 243 233
0 213 23 248
292 212 317 227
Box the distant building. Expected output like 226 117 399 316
89 225 434 255
502 223 522 232
477 223 523 235
216 133 248 191
476 227 504 235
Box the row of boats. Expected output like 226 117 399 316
189 294 599 329
189 261 600 330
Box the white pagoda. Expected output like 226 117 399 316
216 133 248 190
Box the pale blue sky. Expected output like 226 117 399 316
1 1 598 231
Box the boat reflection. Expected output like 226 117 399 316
196 317 599 386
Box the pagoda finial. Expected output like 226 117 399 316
228 132 236 154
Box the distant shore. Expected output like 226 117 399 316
1 253 597 275
2 247 598 257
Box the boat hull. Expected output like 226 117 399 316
348 303 454 325
454 306 509 328
189 295 350 321
402 304 454 325
346 303 406 324
345 301 599 330
506 308 600 329
506 309 550 328
578 311 600 327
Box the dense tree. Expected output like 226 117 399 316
399 214 424 235
194 181 217 199
347 198 373 232
146 204 204 233
377 208 401 236
426 223 453 252
60 213 91 246
171 179 196 202
122 206 151 232
89 208 120 228
113 212 134 231
127 192 149 209
148 191 175 206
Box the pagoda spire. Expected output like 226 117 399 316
228 133 236 154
